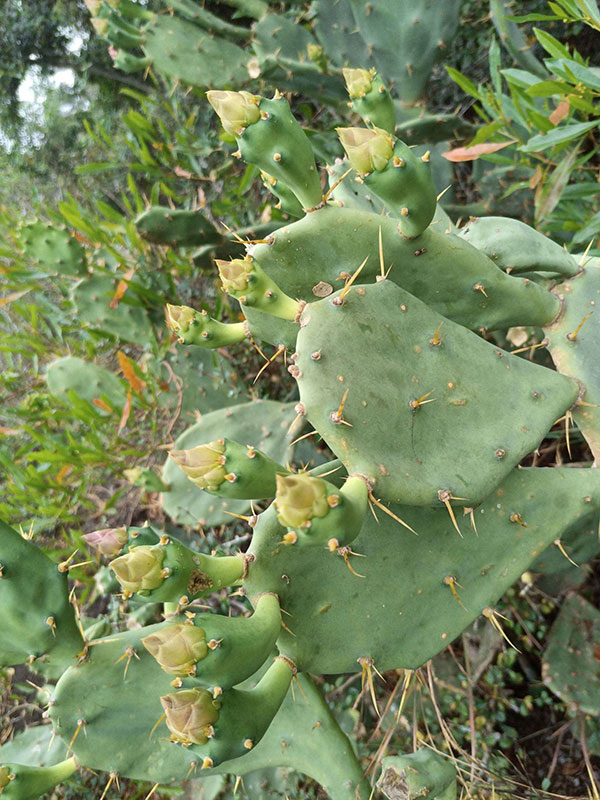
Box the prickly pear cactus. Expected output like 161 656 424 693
4 83 600 800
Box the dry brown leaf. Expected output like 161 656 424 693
549 100 570 126
118 391 132 434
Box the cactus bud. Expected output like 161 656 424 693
166 304 196 334
84 0 102 14
83 526 128 557
110 545 165 594
343 67 373 98
275 474 329 529
142 624 208 676
216 259 251 293
160 688 220 746
0 767 13 789
206 90 261 138
91 16 108 35
307 43 327 71
169 440 227 491
336 126 394 175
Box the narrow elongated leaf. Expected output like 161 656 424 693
520 120 599 151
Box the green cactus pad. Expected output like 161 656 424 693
142 15 248 87
543 593 600 715
0 758 77 800
20 222 87 277
143 592 280 687
249 206 560 332
135 207 222 247
252 14 345 102
159 348 241 418
293 280 577 506
345 71 396 133
50 638 367 797
46 356 126 413
532 513 600 594
245 467 600 674
0 726 67 769
363 138 437 238
377 750 456 800
544 258 600 462
71 273 154 344
211 672 369 800
347 0 461 104
243 304 300 350
161 401 297 527
237 95 322 211
459 217 579 278
0 521 83 679
50 630 292 774
110 532 246 602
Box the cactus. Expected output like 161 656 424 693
377 750 457 800
543 593 600 716
135 206 225 248
45 356 127 413
543 257 600 463
20 221 87 277
71 273 155 344
7 80 600 800
88 0 462 116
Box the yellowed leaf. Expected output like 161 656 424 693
109 268 135 309
442 140 515 162
117 351 146 394
0 290 28 308
92 398 113 413
118 391 132 435
56 464 72 485
0 426 20 435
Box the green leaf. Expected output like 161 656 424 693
526 79 568 96
445 67 483 100
507 13 559 21
75 162 122 175
520 121 599 151
489 36 502 96
535 144 579 225
468 120 504 147
534 28 571 59
501 68 541 88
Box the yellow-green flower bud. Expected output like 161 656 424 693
206 90 261 138
160 688 220 746
91 16 108 35
84 0 103 14
0 767 13 790
216 258 252 293
165 304 195 334
275 474 329 529
343 67 373 99
110 545 165 594
169 440 227 491
307 43 327 71
336 126 394 174
142 624 208 676
83 526 128 557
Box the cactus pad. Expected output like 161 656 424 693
245 468 600 674
293 280 576 506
